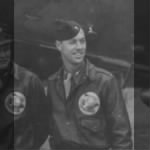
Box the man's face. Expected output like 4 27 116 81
0 43 11 70
56 29 86 65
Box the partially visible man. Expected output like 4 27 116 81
0 33 49 149
141 89 150 107
47 19 132 150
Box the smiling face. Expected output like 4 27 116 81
56 28 86 68
0 43 11 70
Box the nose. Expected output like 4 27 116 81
76 41 82 49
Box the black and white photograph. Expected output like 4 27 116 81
0 0 149 149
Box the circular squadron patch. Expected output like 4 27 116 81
78 92 100 115
5 91 26 115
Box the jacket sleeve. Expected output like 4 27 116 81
102 76 132 150
29 75 49 149
14 74 49 150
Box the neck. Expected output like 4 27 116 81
63 60 84 74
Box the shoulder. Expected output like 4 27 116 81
48 72 59 81
87 61 113 81
94 66 113 78
48 68 62 81
14 64 40 82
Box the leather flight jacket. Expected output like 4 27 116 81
0 64 49 149
47 60 132 150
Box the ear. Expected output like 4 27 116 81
56 40 62 51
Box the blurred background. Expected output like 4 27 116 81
0 0 149 149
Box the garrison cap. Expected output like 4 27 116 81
53 19 82 41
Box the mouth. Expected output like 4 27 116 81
73 54 84 60
73 51 85 56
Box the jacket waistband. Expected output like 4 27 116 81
50 139 110 150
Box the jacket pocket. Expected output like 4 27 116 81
80 118 101 132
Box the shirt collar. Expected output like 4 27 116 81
56 59 91 77
56 59 90 85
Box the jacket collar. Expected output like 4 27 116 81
55 59 94 85
14 63 19 80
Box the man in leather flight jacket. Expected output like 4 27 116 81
0 38 49 149
47 19 132 150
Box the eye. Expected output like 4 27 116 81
68 39 76 45
80 38 86 44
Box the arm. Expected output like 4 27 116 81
103 76 132 150
29 75 49 149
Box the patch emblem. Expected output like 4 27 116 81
78 92 100 115
5 91 26 115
